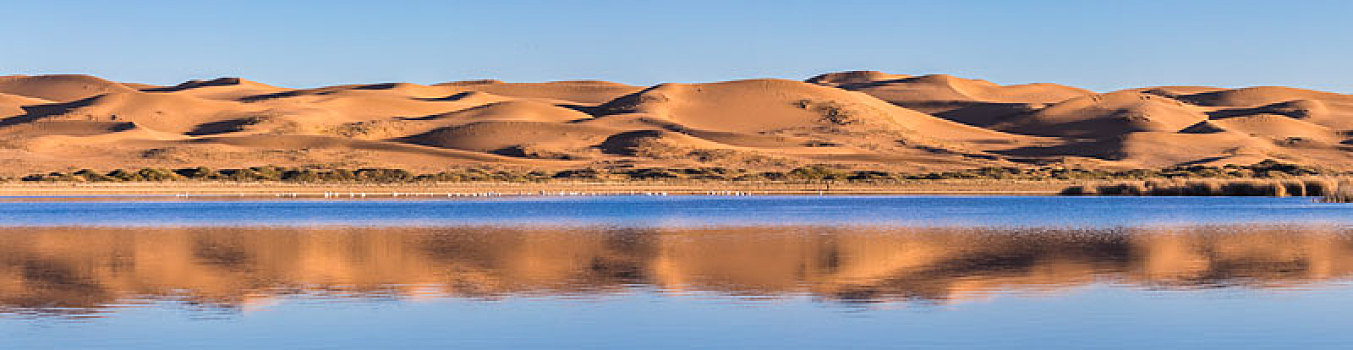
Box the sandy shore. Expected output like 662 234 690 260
0 180 1071 198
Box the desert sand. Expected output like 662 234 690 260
2 71 1351 177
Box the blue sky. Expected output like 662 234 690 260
3 0 1350 92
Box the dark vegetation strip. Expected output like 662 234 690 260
0 159 1335 184
7 159 1353 202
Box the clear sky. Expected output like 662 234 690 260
3 0 1350 92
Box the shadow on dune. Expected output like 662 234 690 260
0 96 104 127
990 138 1124 160
185 118 258 136
141 78 243 93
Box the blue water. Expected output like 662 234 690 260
2 196 1353 349
0 195 1349 227
9 287 1352 350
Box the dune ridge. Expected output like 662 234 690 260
0 71 1351 176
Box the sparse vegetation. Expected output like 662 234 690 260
912 160 1326 181
794 99 869 126
7 160 1352 197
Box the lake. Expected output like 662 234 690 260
2 196 1352 349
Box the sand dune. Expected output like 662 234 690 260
436 80 642 104
995 91 1208 138
809 71 1092 107
599 79 911 132
143 77 288 100
0 74 134 102
404 121 616 159
1178 86 1353 107
15 91 255 134
420 100 593 124
0 71 1351 175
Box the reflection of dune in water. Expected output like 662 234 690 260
1 225 1352 316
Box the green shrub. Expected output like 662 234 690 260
175 167 217 179
625 168 681 180
135 168 182 181
789 165 845 180
106 169 142 181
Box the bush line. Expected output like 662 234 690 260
3 159 1341 184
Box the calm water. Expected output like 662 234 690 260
2 196 1353 349
0 195 1351 227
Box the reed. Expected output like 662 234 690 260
1220 180 1285 197
1182 180 1222 196
1321 181 1353 203
1057 185 1095 195
1063 177 1347 197
1095 182 1149 196
1281 180 1307 197
1303 178 1338 197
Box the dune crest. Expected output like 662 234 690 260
0 75 135 102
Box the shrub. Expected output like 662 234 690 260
625 168 681 180
74 169 116 182
789 165 845 181
175 167 217 179
848 171 894 181
355 168 413 182
553 168 604 179
281 169 322 182
248 166 285 181
106 169 142 181
136 168 182 181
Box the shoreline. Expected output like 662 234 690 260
0 180 1071 197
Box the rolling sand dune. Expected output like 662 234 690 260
994 91 1209 138
143 77 289 100
404 121 616 158
0 71 1351 175
420 100 593 124
436 80 642 104
14 91 254 133
0 74 134 102
1177 86 1353 107
809 71 1092 109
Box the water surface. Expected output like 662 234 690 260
0 195 1350 227
2 196 1353 349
